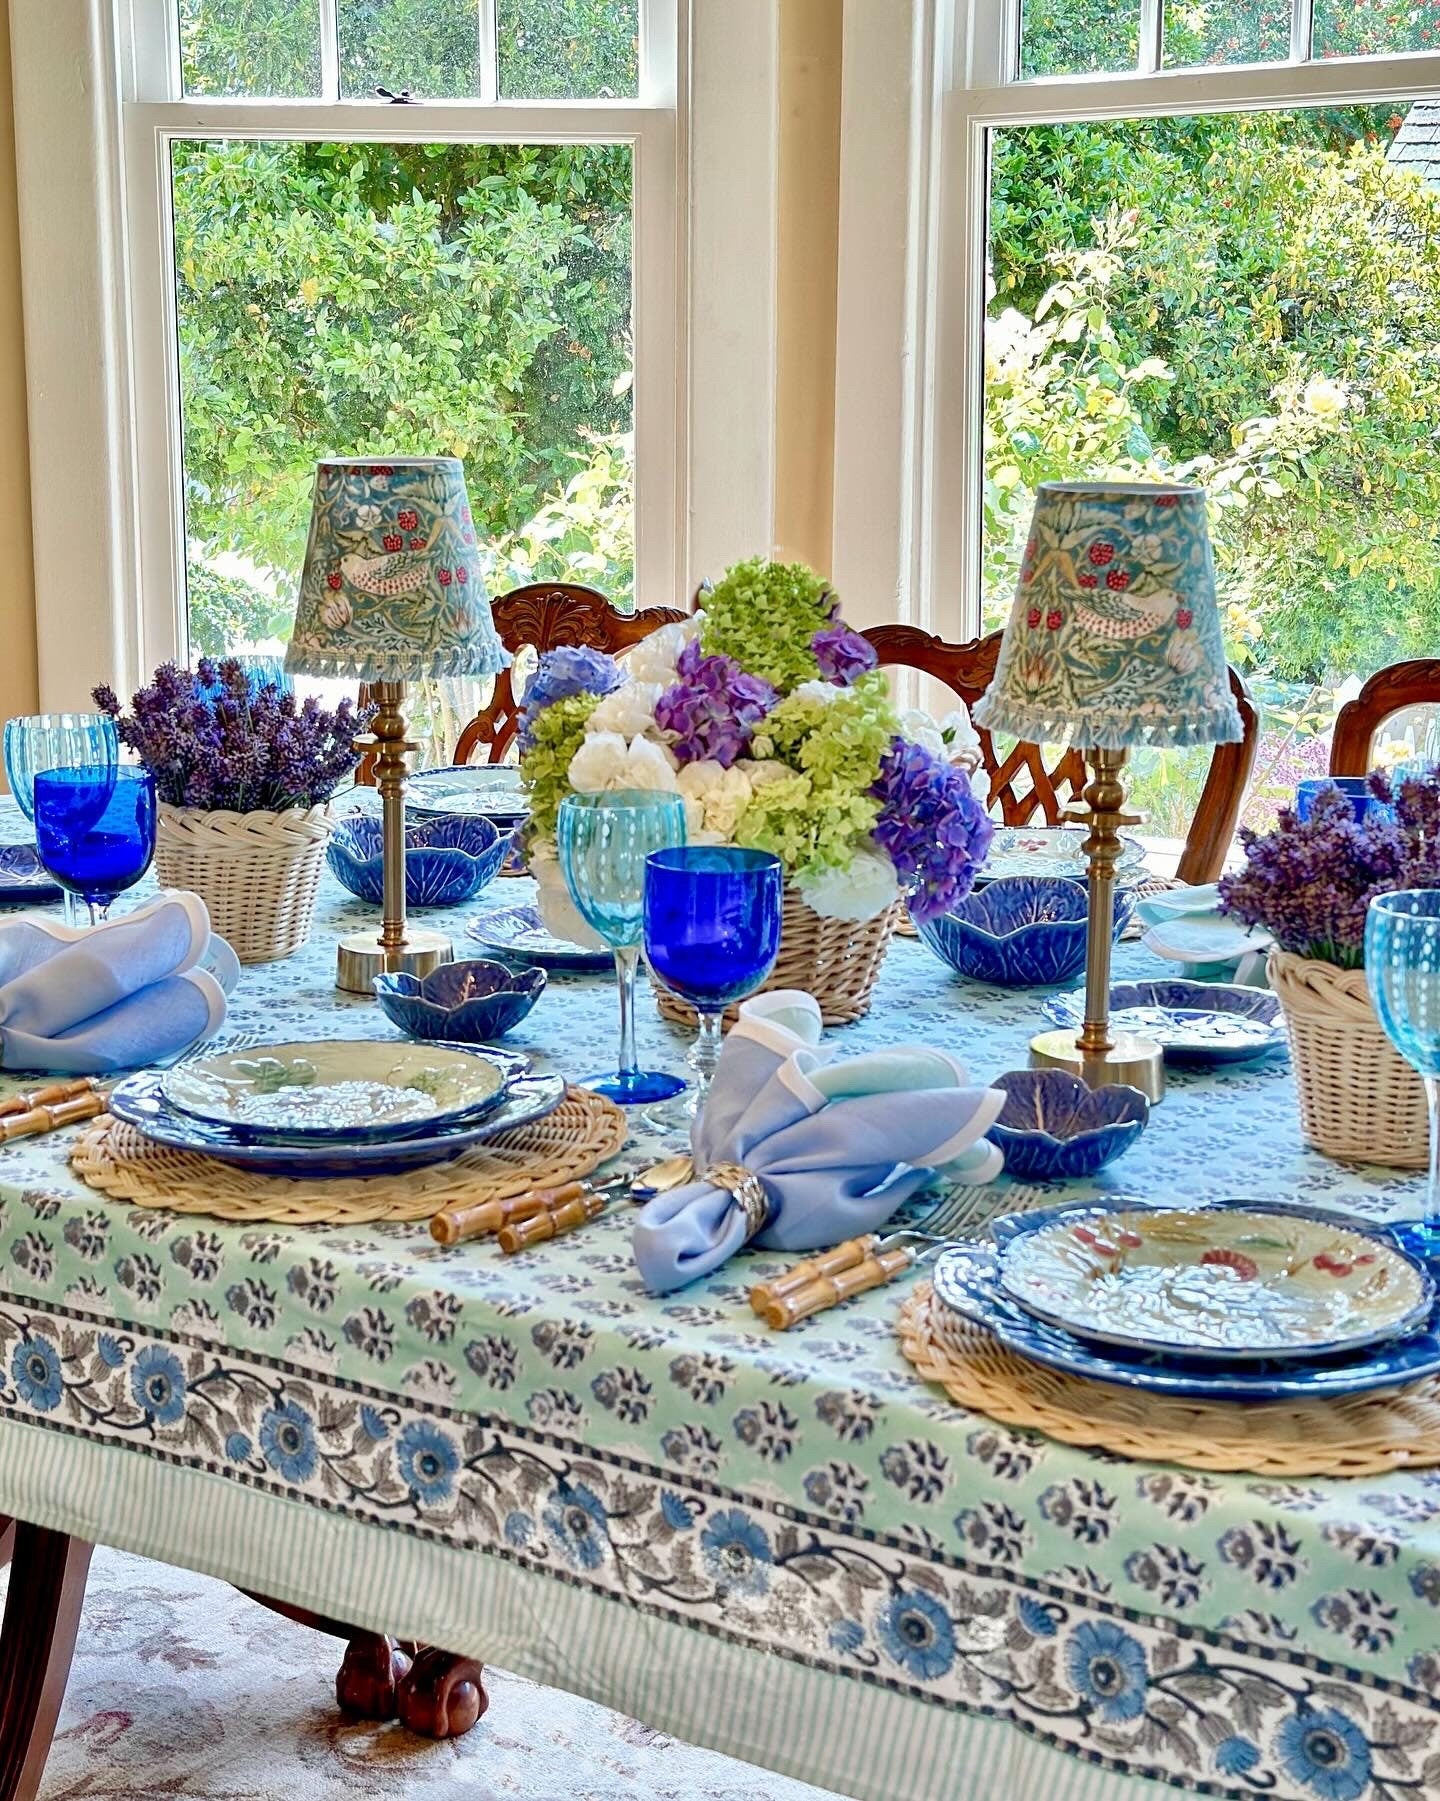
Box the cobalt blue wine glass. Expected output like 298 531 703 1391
1366 889 1440 1253
644 846 784 1117
557 790 688 1106
33 765 157 926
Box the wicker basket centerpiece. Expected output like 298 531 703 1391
94 660 367 965
1268 947 1427 1167
515 558 993 1029
154 803 335 965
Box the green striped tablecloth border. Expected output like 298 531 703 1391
0 1416 1179 1801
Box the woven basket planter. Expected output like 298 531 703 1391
655 887 898 1030
1268 947 1428 1167
153 804 333 966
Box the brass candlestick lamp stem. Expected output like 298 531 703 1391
335 680 453 996
1029 746 1165 1103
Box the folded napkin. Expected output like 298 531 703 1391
632 991 1005 1294
0 891 235 1073
1136 883 1271 986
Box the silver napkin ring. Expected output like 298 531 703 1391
707 1161 770 1240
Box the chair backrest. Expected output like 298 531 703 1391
1330 659 1440 776
861 622 1259 886
452 582 689 766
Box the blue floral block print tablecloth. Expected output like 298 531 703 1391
0 823 1437 1801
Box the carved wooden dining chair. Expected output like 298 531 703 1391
862 623 1259 885
451 582 689 766
1330 659 1440 777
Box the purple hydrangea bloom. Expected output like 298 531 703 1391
812 623 878 687
94 660 363 812
869 736 994 923
517 646 624 751
654 639 777 767
1219 770 1440 968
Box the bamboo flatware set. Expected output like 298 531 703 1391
429 1152 693 1254
0 1077 107 1141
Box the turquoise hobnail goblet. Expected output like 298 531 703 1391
557 790 688 1107
1366 889 1440 1253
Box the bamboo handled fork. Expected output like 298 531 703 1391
750 1185 1013 1330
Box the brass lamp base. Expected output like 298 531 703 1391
1029 1027 1166 1105
335 928 454 997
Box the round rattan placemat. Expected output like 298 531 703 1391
70 1086 627 1227
899 1281 1440 1478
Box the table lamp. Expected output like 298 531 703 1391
286 457 509 994
973 480 1242 1103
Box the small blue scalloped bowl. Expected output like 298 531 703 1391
915 875 1132 987
988 1070 1149 1180
374 959 547 1042
327 812 510 909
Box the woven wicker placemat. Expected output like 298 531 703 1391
899 1281 1440 1478
70 1087 627 1227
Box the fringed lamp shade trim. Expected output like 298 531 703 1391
976 481 1242 752
285 457 509 682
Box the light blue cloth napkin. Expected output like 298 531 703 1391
0 892 234 1073
632 991 1005 1294
1136 883 1272 985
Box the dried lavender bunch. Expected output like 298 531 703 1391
1218 768 1440 968
94 659 365 812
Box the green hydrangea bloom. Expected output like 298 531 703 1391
520 692 600 837
738 677 898 880
699 557 834 691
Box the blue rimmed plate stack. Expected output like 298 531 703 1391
932 1198 1440 1402
106 1038 564 1178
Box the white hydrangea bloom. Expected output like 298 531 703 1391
528 841 609 951
676 758 753 840
735 757 791 791
897 708 947 760
567 731 632 793
587 680 664 740
625 613 705 685
791 679 843 708
623 735 682 791
797 846 901 923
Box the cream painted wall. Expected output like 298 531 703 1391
772 0 843 579
0 15 37 743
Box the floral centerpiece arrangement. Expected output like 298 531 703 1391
95 660 366 964
517 558 993 1023
1218 770 1440 1165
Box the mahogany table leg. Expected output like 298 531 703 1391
0 1519 14 1571
335 1633 414 1721
395 1647 488 1740
0 1524 93 1801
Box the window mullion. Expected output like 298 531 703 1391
478 0 499 104
319 0 340 100
1292 0 1316 63
1138 0 1163 74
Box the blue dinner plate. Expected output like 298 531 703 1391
932 1242 1440 1402
468 905 613 972
107 1069 566 1178
0 844 62 903
1041 980 1287 1066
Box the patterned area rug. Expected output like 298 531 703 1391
10 1547 842 1801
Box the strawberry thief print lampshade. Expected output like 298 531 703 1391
973 481 1242 752
286 457 509 681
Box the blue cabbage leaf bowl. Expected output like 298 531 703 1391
373 959 547 1042
988 1069 1149 1180
327 812 510 909
915 874 1132 987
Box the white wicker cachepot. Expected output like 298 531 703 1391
153 804 333 965
1268 946 1429 1168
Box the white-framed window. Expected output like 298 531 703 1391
834 0 1440 829
12 0 779 707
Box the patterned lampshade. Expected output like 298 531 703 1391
286 457 509 681
973 481 1241 751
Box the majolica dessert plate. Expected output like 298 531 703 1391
978 826 1147 886
996 1202 1433 1363
1040 980 1287 1065
406 766 528 822
0 844 63 902
468 905 613 971
932 1243 1440 1402
161 1041 519 1139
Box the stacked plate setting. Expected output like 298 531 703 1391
107 1040 565 1179
933 1199 1440 1401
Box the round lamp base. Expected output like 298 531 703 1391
1028 1028 1166 1105
336 928 454 997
